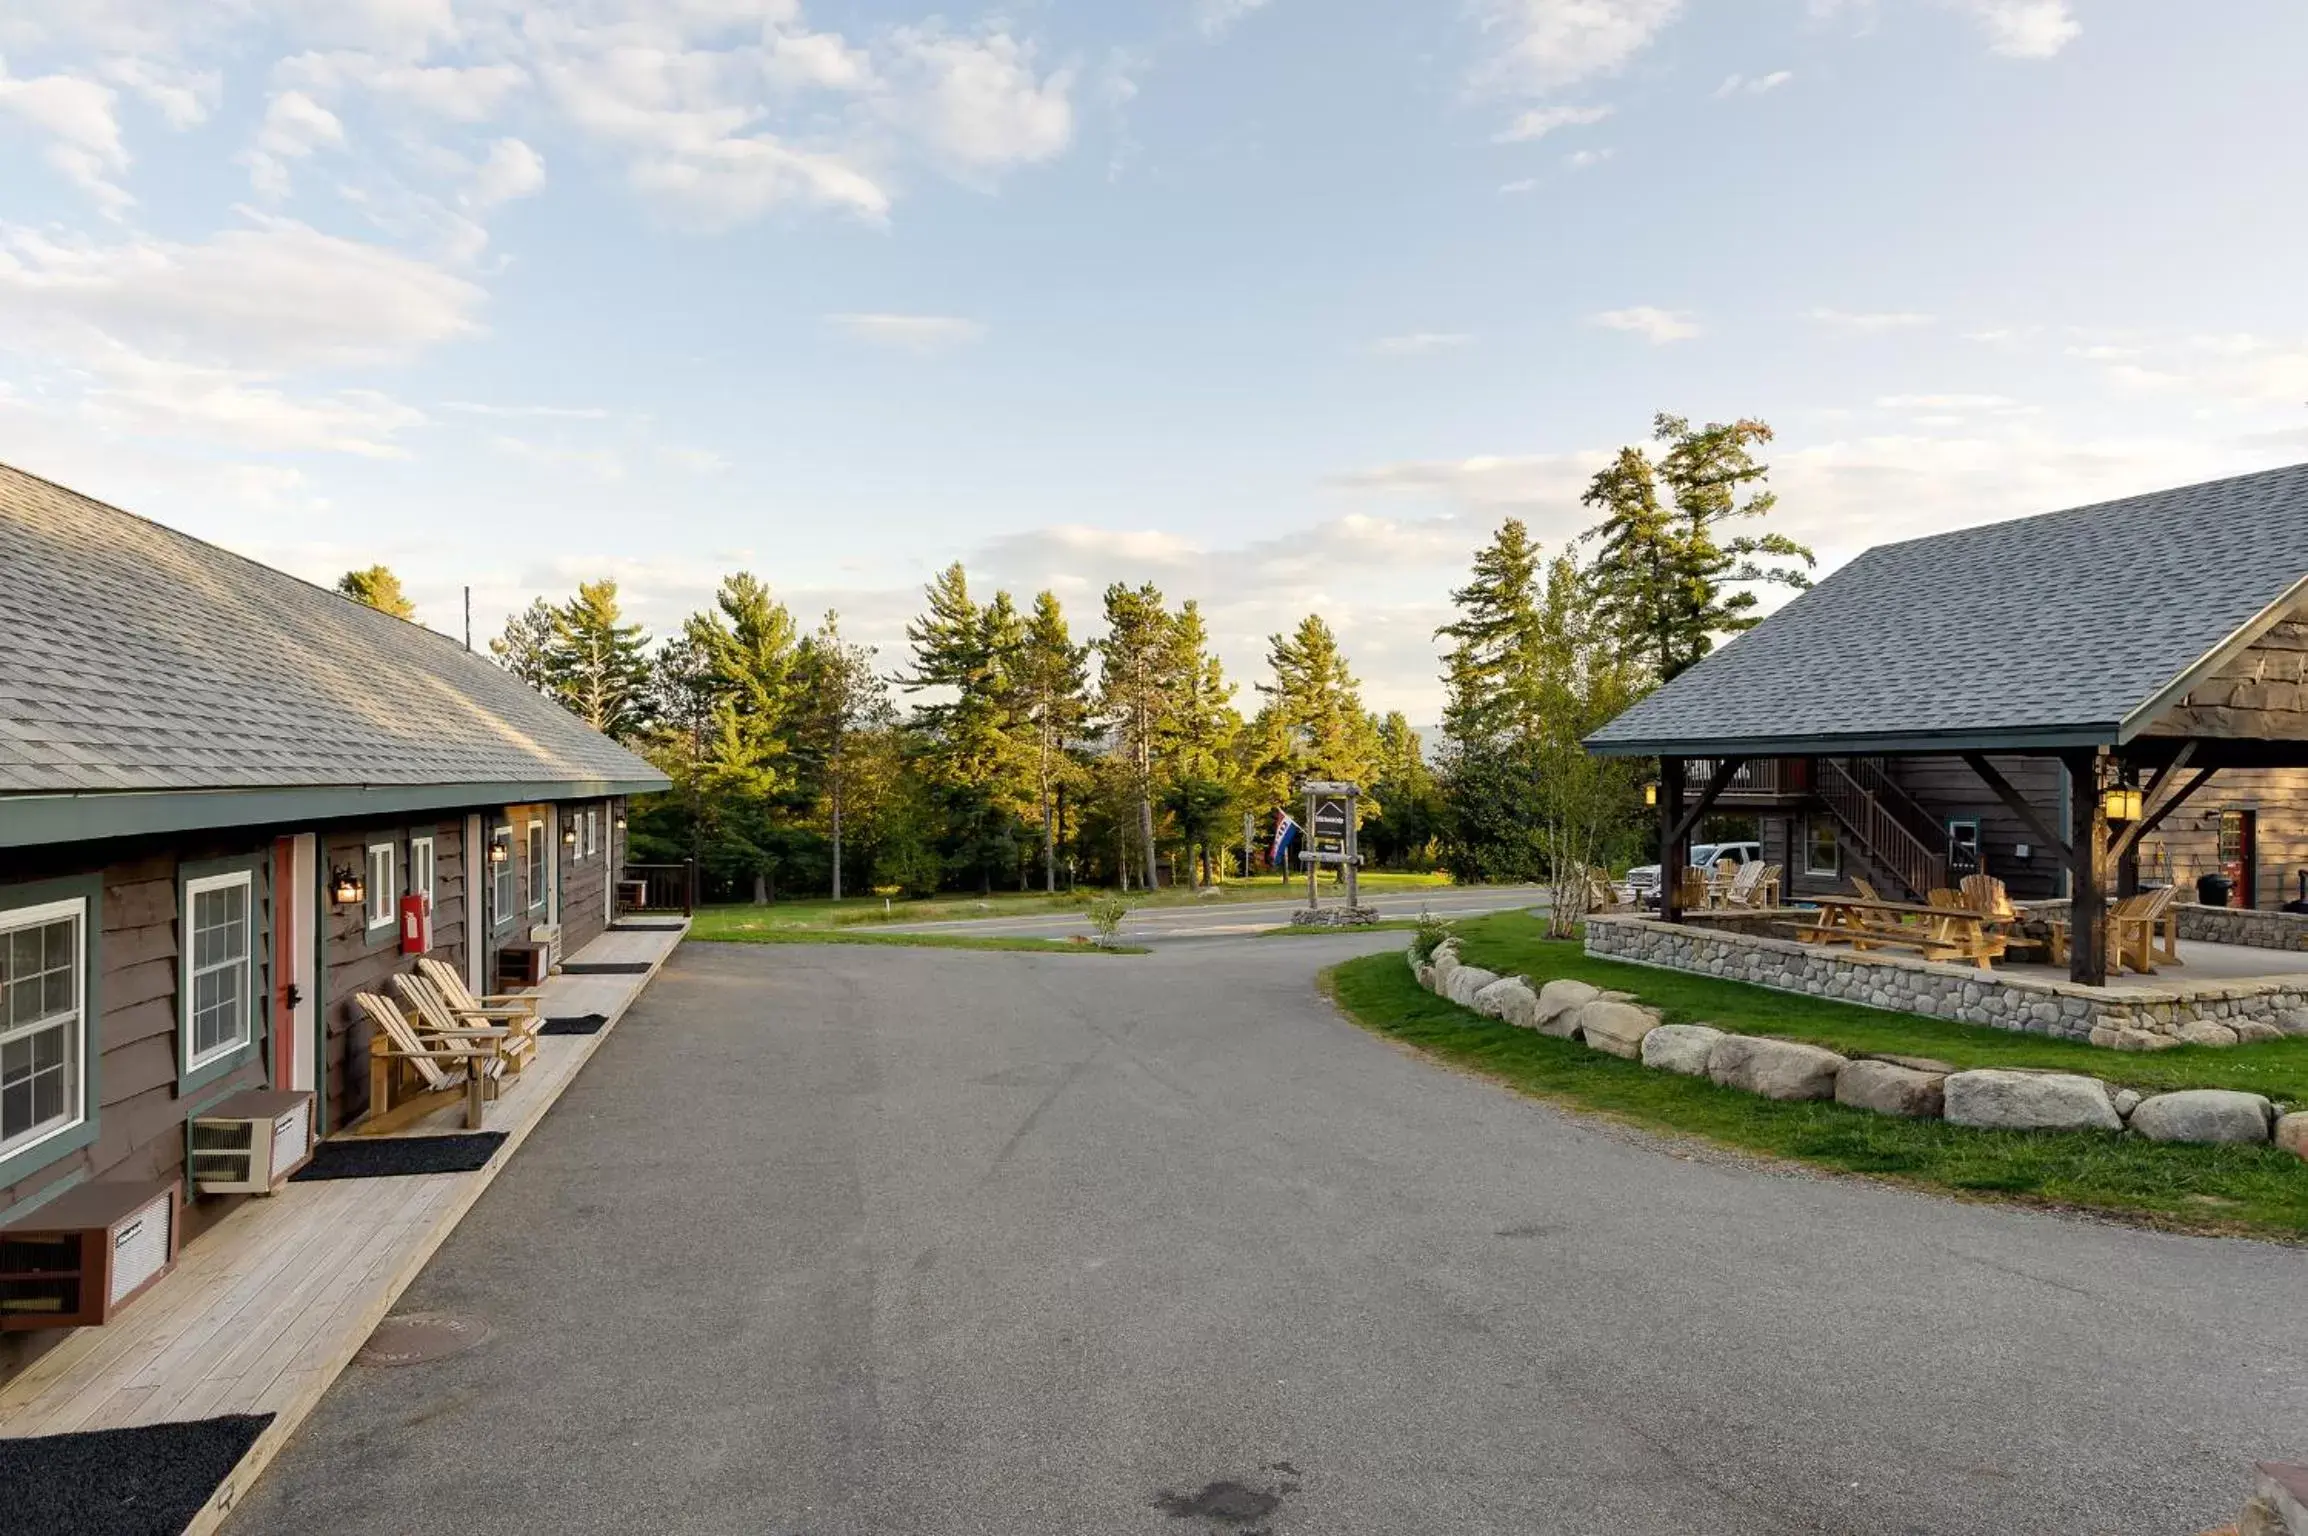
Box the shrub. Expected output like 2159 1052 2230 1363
1085 894 1131 947
1410 906 1453 963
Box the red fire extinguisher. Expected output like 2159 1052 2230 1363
399 892 432 955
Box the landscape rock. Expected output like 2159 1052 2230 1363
1576 999 1664 1059
1860 1052 1957 1075
2279 1010 2308 1039
1640 1023 1724 1076
1414 963 1435 992
2231 1020 2286 1046
2090 1025 2181 1052
1444 965 1501 1009
1431 945 1460 992
2177 1021 2242 1049
1708 1036 1846 1101
2254 1463 2308 1536
2112 1088 2142 1119
1532 979 1601 1031
1473 975 1540 1029
1834 1059 1946 1119
2278 1113 2308 1162
1943 1070 2122 1132
2128 1089 2275 1144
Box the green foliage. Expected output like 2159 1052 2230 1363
1436 518 1543 741
1084 892 1131 946
1363 711 1440 869
490 598 556 689
1257 614 1379 805
335 564 416 619
1410 907 1452 963
548 579 655 738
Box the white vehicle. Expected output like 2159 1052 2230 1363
1623 841 1762 899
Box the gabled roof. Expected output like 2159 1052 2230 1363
1586 461 2308 757
0 461 666 844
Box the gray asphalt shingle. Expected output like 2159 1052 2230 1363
1586 461 2308 754
0 462 666 795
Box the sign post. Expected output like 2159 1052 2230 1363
1297 780 1372 925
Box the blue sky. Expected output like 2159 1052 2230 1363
2 0 2304 723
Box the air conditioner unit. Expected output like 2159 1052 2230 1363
529 922 562 972
0 1177 181 1331
497 941 549 990
190 1088 316 1195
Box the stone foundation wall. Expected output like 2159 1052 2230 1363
1584 915 2308 1047
2174 902 2308 951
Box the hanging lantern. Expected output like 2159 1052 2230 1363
562 821 579 847
1643 781 1659 808
2102 785 2143 823
488 840 511 866
330 866 365 905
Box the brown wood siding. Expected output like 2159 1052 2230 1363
319 818 467 1132
2134 767 2308 908
2142 605 2308 741
558 800 609 956
1882 754 2067 900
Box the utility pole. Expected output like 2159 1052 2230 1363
463 586 472 651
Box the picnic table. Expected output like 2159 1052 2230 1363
1795 895 2009 969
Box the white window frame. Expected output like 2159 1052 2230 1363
0 896 88 1162
526 821 547 912
410 835 436 909
1803 817 1841 877
365 842 397 931
183 871 255 1074
585 808 599 858
491 824 515 926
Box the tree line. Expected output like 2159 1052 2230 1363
334 411 1804 906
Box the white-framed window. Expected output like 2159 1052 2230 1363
526 822 547 911
184 872 254 1072
1804 818 1841 877
585 808 599 858
491 824 515 925
365 842 397 930
410 835 436 909
1 897 86 1161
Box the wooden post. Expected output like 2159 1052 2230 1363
1659 757 1688 925
1345 788 1361 911
2063 748 2109 985
1305 787 1318 913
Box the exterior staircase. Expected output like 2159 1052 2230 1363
1815 757 1948 899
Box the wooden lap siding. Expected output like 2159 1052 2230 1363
559 799 609 956
320 818 471 1132
1757 756 2068 902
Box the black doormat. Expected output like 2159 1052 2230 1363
560 961 653 975
609 921 686 932
0 1412 273 1536
291 1132 507 1182
540 1013 607 1035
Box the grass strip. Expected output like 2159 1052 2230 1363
691 928 1147 955
1260 921 1424 938
1325 951 2308 1239
1447 911 2308 1102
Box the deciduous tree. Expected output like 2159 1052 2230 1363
336 565 416 619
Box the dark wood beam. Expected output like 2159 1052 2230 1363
2109 762 2217 862
1658 757 1688 925
1960 752 2069 860
1667 756 1748 850
2062 747 2109 986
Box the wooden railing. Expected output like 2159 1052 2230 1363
617 860 696 917
1688 758 1809 798
1816 758 1946 899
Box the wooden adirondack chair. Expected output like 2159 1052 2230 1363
1584 866 1634 914
1721 860 1767 908
2046 885 2180 974
354 991 509 1134
1850 877 1883 902
415 957 544 1065
393 972 537 1077
1960 873 2044 959
1674 866 1710 911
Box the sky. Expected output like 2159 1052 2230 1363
2 0 2306 729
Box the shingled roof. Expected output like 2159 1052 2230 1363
1586 461 2308 757
0 461 666 844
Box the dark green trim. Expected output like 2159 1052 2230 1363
311 840 331 1139
0 776 670 850
176 850 269 1099
1584 725 2119 758
0 872 104 1192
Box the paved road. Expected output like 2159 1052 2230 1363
876 883 1544 944
231 935 2308 1536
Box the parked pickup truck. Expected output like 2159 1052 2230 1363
1623 841 1762 900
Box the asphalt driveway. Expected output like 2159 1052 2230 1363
228 934 2308 1535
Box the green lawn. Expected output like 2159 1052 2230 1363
1444 911 2308 1103
1260 920 1424 938
688 870 1460 937
689 927 1147 955
1326 951 2308 1238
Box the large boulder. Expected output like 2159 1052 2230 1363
1708 1036 1845 1101
1641 1023 1724 1076
2127 1089 2274 1144
1444 965 1501 1009
1943 1070 2122 1132
1576 999 1663 1059
2279 1113 2308 1162
1431 945 1461 992
1473 975 1540 1028
2177 1020 2241 1048
1532 979 1600 1032
1414 962 1436 991
1835 1059 1946 1119
2232 1020 2285 1046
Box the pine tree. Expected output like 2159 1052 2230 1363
793 611 892 900
1161 601 1243 884
490 598 556 690
898 565 1030 893
1013 592 1091 893
548 580 654 738
1096 582 1178 891
1363 711 1440 869
683 573 801 902
336 565 416 619
1435 519 1545 744
1259 614 1378 792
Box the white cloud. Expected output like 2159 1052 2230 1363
1492 102 1612 143
1955 0 2080 58
1876 393 2029 413
98 57 219 129
659 445 729 474
491 432 625 479
883 27 1074 174
1564 146 1613 169
78 348 427 457
1713 70 1793 98
1477 0 1684 93
1592 305 1699 343
443 400 609 420
277 52 530 122
825 312 988 351
1499 177 1539 194
1808 306 1935 333
0 61 131 212
468 136 545 208
1371 332 1473 356
246 89 344 198
1193 0 1273 38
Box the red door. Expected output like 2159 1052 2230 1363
2220 809 2258 910
272 837 298 1090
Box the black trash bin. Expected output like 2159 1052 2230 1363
2196 872 2232 907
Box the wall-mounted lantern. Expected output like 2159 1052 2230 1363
1643 781 1659 808
2102 785 2144 823
615 813 628 832
330 866 366 905
488 840 511 866
562 821 579 847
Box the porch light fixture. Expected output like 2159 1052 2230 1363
329 866 365 905
615 813 628 831
1643 781 1659 808
488 840 511 866
562 822 579 847
2102 785 2144 823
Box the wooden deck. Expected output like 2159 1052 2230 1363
0 920 687 1532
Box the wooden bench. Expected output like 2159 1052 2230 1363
354 992 513 1135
